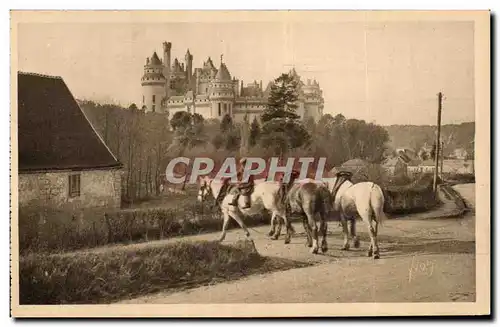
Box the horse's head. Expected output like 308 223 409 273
197 176 213 202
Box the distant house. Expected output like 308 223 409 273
395 148 419 162
18 72 123 210
442 159 474 174
407 159 436 174
452 148 469 160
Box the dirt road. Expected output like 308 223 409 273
452 183 476 210
121 211 475 304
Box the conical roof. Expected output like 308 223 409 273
150 52 162 65
215 62 231 81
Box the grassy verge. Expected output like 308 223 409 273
19 240 310 304
19 203 270 255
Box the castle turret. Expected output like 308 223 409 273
209 56 234 119
141 51 166 113
172 58 180 72
162 41 172 99
185 49 193 85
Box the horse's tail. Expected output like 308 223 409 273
370 183 387 227
318 184 334 220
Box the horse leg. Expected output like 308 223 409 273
230 211 252 240
340 213 350 251
284 216 293 244
219 211 231 242
350 218 360 248
272 216 283 240
371 219 380 259
302 216 313 247
358 206 377 258
305 210 319 254
268 212 277 237
320 219 328 253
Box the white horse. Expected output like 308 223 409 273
197 176 333 254
270 175 387 259
197 176 293 244
322 175 387 259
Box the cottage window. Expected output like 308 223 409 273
152 95 156 104
218 103 222 116
69 174 81 197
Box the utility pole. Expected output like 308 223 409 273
433 92 443 192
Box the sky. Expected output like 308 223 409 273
17 20 475 125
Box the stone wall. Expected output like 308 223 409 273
19 168 122 210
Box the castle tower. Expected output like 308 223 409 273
162 42 172 99
141 51 166 113
209 55 235 119
185 49 193 85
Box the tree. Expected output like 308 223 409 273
220 114 233 133
430 142 437 160
310 113 389 166
333 113 346 125
259 118 310 156
129 103 138 110
249 117 261 147
170 111 192 131
259 131 290 156
304 116 316 134
225 131 241 152
258 71 311 156
192 113 204 126
261 73 300 123
211 133 225 150
314 113 350 166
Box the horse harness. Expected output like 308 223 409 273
280 171 301 215
330 171 354 203
214 178 254 206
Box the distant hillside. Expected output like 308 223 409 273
384 122 475 156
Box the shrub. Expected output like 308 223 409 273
19 240 262 304
382 173 439 214
442 173 475 184
19 206 109 254
19 201 271 255
364 163 390 185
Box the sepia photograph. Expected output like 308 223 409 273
10 10 490 317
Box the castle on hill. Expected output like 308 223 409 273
141 41 324 123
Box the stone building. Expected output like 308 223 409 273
17 72 123 211
140 41 325 123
